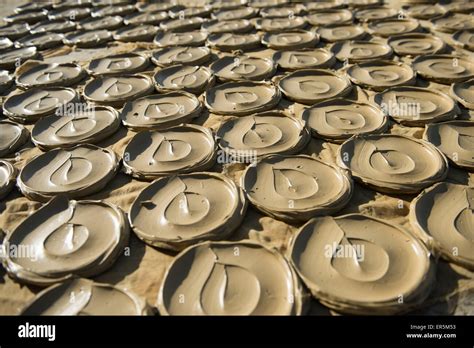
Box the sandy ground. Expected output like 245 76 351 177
0 0 473 315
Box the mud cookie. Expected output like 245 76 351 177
2 196 128 285
346 60 416 91
302 99 388 142
157 241 307 315
0 160 17 199
337 134 448 193
151 46 211 67
374 86 457 126
154 31 208 47
210 55 276 81
262 30 319 50
153 65 214 95
412 55 474 84
241 155 353 222
424 121 474 170
387 33 446 56
205 81 281 115
123 124 216 180
207 32 261 51
272 48 335 70
16 63 86 89
410 182 474 270
83 74 154 107
3 87 78 123
0 120 29 157
129 173 246 250
217 112 310 161
451 78 474 109
18 144 119 202
21 278 151 315
31 106 120 150
289 214 435 314
278 69 352 105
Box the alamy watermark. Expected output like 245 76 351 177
0 243 38 262
55 102 95 117
380 101 421 119
324 241 365 262
216 149 258 164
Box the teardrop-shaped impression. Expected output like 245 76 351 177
289 214 435 314
18 144 119 202
83 74 154 107
153 65 214 95
413 54 474 84
157 241 307 315
207 32 261 51
87 53 150 76
331 40 393 63
205 81 281 115
262 30 319 50
0 120 29 157
78 15 123 31
3 196 129 286
151 46 211 67
354 6 398 22
374 86 457 126
241 155 353 222
410 182 474 270
432 13 474 33
451 78 474 109
272 48 335 70
255 17 307 32
424 120 474 170
169 6 211 19
0 160 17 199
30 19 77 34
154 30 208 47
389 32 446 56
453 28 474 51
217 112 310 161
16 62 86 89
202 19 253 34
50 8 91 21
0 47 38 70
307 9 353 26
113 24 159 42
15 32 64 50
0 22 30 40
91 4 135 18
123 124 216 180
302 98 388 142
406 4 445 20
368 18 420 37
120 91 202 131
317 24 366 42
346 60 416 91
210 55 276 81
337 134 448 193
64 30 112 48
213 6 257 21
278 69 352 105
31 106 120 150
3 87 78 123
21 278 151 315
160 17 205 32
129 172 247 251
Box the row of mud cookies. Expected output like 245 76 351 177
0 0 473 316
